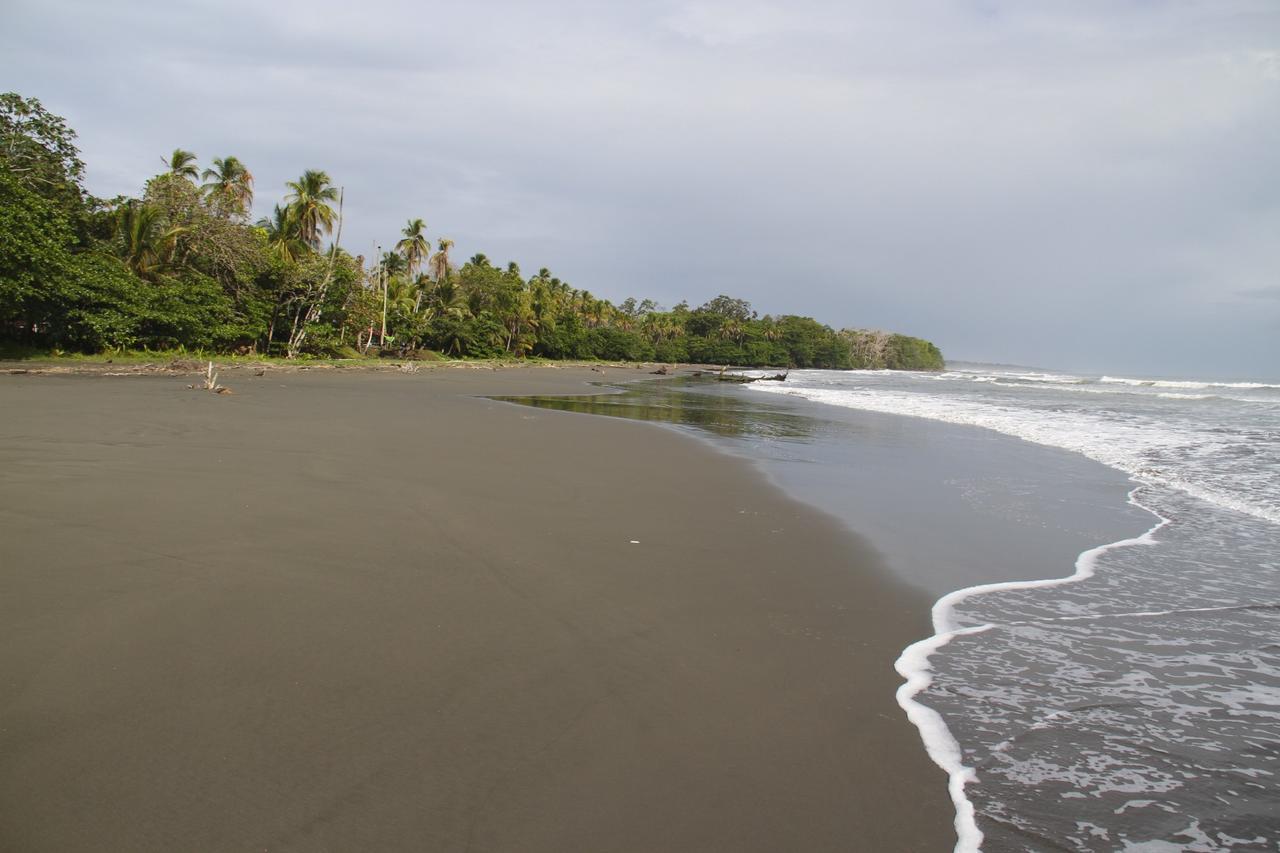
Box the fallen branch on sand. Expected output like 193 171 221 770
187 361 233 394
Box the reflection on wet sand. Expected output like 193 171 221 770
493 376 814 440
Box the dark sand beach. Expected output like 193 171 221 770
0 366 953 851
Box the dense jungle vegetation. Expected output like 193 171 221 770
0 93 944 370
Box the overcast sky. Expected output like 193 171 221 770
4 0 1278 376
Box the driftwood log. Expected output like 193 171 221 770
713 366 789 383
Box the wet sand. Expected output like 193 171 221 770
0 367 953 851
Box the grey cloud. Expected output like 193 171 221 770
1238 287 1280 301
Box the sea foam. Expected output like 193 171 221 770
751 367 1280 849
893 489 1169 852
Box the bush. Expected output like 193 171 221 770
652 338 688 363
885 335 944 370
586 327 653 361
686 337 746 365
138 270 237 350
57 252 148 350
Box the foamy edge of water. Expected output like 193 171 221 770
750 381 1279 524
747 374 1270 848
892 489 1169 852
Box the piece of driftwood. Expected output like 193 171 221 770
186 361 232 394
713 365 789 383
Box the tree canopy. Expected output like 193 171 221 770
0 92 943 370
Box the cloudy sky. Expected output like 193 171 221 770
4 0 1278 376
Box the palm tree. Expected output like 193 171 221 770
719 319 745 344
642 313 666 344
429 238 454 283
256 204 305 262
284 170 339 249
386 276 419 316
395 218 429 280
164 149 199 181
117 201 182 280
201 155 254 217
425 277 465 320
411 272 432 313
380 251 407 279
375 250 407 345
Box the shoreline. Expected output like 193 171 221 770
497 374 1163 850
715 368 1280 849
0 368 954 851
895 485 1169 853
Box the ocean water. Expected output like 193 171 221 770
751 366 1280 851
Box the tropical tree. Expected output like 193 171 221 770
164 149 198 181
385 275 419 316
0 92 85 211
117 200 181 280
201 155 254 217
284 169 339 249
257 204 305 262
380 250 407 279
429 237 454 283
423 276 464 320
719 319 745 344
395 218 428 280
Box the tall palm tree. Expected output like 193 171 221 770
201 155 254 217
164 149 199 181
395 218 429 280
429 237 454 283
284 170 339 249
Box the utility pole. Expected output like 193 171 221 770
379 245 389 349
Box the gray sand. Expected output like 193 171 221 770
0 368 953 851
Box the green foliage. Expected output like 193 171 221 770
141 271 238 350
698 294 755 322
885 335 944 370
0 168 74 336
653 337 689 363
587 327 654 362
0 92 85 213
166 149 199 181
841 329 944 370
55 252 156 350
285 170 338 249
0 92 945 369
201 155 254 219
